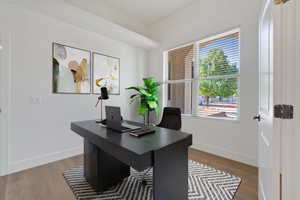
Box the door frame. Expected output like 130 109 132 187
0 32 11 176
258 0 282 199
271 2 283 200
280 0 299 199
261 0 299 199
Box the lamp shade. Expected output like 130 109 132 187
101 87 109 100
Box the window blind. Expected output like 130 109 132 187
198 32 240 79
167 32 240 82
165 29 240 120
168 44 194 81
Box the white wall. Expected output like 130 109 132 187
148 0 261 166
3 0 158 50
0 4 148 174
65 0 149 37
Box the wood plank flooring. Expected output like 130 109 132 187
1 148 258 200
0 175 7 200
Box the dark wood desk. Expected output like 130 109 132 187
71 120 193 200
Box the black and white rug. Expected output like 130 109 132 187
63 160 241 200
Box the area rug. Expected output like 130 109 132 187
63 160 241 200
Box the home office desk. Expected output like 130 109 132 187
71 120 193 200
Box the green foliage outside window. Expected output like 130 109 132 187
199 49 238 104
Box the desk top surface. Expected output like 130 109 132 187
71 120 192 156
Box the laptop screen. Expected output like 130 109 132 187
105 106 122 122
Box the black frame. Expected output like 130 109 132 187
92 52 120 95
52 42 92 95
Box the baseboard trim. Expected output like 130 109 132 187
192 143 257 167
7 147 83 175
5 143 256 175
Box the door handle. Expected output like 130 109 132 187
253 115 261 122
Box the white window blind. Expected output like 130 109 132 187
167 44 195 81
198 32 240 79
165 29 240 120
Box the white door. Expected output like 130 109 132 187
257 0 280 200
281 0 299 199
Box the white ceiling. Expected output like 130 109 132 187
98 0 196 25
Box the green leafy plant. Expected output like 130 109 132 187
126 77 161 124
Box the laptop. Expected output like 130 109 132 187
105 106 142 133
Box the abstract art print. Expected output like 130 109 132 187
93 53 120 95
52 43 91 94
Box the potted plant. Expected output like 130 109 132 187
127 77 161 125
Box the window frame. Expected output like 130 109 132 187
163 28 241 121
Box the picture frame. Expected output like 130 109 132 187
92 52 120 95
52 43 92 94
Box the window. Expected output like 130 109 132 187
164 29 240 120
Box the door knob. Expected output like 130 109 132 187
253 115 261 122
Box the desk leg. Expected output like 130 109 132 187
84 139 130 193
153 144 188 200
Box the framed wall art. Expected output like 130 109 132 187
92 52 120 95
52 43 91 94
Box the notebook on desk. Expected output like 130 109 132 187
129 128 155 137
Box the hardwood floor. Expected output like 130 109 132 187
0 175 7 200
1 149 258 200
1 156 82 200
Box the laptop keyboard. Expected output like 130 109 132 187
121 126 130 130
122 122 141 130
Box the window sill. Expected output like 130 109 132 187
181 114 240 123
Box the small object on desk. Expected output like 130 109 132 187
129 128 155 137
106 106 141 133
95 87 109 123
96 119 107 125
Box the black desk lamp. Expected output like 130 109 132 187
95 87 109 124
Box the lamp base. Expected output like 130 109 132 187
96 119 107 125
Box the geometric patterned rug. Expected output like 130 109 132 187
63 160 241 200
